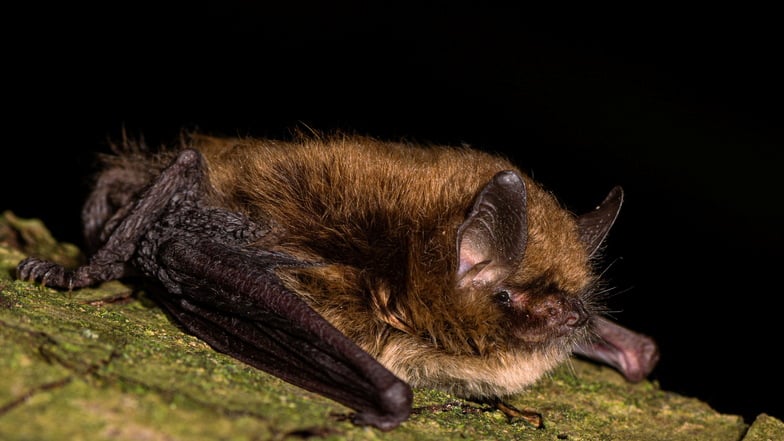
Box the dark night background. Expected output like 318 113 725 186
3 5 782 424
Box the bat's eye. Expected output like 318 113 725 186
495 290 512 306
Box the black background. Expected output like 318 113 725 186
4 5 782 424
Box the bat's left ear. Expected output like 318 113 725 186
576 186 624 256
456 171 528 289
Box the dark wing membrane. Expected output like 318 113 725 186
153 239 412 431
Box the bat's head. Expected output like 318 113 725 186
455 171 623 349
379 171 623 398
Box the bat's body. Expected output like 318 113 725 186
17 133 658 430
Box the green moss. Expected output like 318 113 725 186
742 414 784 441
0 211 773 441
0 210 83 270
0 378 279 441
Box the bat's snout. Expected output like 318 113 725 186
530 295 588 329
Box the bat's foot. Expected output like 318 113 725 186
16 257 72 288
493 400 544 428
416 397 544 428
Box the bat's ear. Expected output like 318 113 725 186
456 171 528 289
576 186 624 256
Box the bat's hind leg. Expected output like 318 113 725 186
16 149 208 289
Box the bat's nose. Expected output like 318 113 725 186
564 309 587 328
564 299 589 328
531 295 588 328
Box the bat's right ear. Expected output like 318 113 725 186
576 186 624 256
456 171 528 289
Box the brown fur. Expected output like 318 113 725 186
104 132 595 399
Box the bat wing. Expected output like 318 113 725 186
151 238 412 431
17 148 411 430
573 316 659 383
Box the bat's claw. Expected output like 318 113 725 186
16 257 70 288
490 398 544 429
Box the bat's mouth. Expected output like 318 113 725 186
514 325 583 347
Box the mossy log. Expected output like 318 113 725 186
1 211 780 441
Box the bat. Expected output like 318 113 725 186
16 132 659 430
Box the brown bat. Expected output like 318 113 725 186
16 132 658 430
